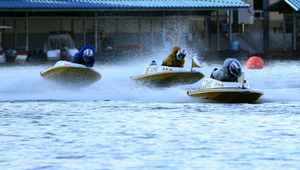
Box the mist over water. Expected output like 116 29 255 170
0 57 299 103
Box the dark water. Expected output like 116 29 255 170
1 59 300 170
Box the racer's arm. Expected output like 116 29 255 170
72 53 80 63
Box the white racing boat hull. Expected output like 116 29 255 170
40 61 101 87
131 65 204 87
187 78 263 103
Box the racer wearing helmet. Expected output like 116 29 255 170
73 45 95 67
176 48 187 61
229 61 242 77
83 48 93 62
162 46 186 67
211 58 242 82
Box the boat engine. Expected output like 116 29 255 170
60 48 72 61
26 49 47 62
4 47 17 62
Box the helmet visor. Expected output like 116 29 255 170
232 68 241 76
84 55 92 59
83 55 92 62
177 54 185 60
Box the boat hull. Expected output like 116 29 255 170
131 65 204 87
40 61 101 87
187 88 264 103
131 71 204 87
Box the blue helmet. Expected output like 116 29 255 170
176 48 187 61
229 61 242 77
83 49 93 62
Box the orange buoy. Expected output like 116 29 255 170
246 56 264 69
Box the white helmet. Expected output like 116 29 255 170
83 49 93 61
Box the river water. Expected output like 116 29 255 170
1 58 300 170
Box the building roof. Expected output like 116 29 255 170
0 0 250 11
265 0 300 13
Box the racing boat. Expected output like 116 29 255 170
130 60 204 87
40 61 101 87
187 74 263 103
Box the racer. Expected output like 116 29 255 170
161 47 187 67
73 45 95 67
210 58 242 82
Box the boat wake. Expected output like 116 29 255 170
0 59 299 103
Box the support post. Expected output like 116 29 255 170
26 12 29 51
263 0 270 50
94 13 98 52
293 11 296 50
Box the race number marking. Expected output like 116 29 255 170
145 66 174 74
63 63 71 66
162 67 173 71
202 79 226 88
214 82 225 87
145 66 158 74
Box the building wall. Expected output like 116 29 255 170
242 0 284 30
0 0 290 54
0 16 192 52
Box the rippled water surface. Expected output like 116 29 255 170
1 59 300 170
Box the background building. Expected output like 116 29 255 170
0 0 298 62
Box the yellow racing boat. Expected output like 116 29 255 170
187 75 263 103
40 61 101 87
131 61 204 87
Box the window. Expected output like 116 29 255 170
254 0 263 10
254 0 263 19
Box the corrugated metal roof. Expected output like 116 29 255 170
265 0 300 13
0 0 250 10
285 0 300 11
